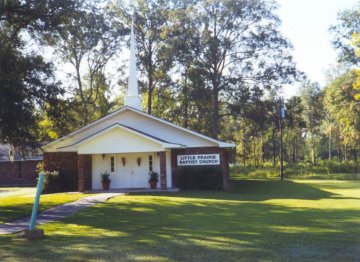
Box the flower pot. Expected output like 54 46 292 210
150 181 157 189
102 181 110 190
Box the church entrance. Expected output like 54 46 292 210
92 153 158 189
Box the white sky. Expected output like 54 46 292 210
277 0 358 97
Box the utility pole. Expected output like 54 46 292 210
279 99 286 181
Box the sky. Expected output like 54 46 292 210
277 0 358 97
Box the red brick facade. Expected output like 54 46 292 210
43 152 79 189
78 154 92 192
43 152 93 192
159 152 167 190
0 160 39 186
43 152 78 174
171 147 230 189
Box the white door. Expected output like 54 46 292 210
112 154 149 188
114 155 131 188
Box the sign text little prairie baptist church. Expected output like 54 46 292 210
177 154 220 166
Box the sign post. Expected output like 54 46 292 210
24 172 45 239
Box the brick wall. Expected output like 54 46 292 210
43 152 92 192
0 160 39 186
159 152 167 190
78 154 92 192
171 147 230 189
43 152 78 190
43 152 78 174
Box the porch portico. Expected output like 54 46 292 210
72 124 178 192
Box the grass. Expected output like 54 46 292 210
231 161 360 180
1 177 360 261
0 187 90 224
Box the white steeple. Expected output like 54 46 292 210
125 20 142 111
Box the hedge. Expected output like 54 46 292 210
179 166 223 190
42 170 78 193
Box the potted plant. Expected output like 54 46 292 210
148 171 159 189
101 172 111 190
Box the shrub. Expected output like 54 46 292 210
179 166 223 190
42 171 62 193
59 171 78 191
42 170 78 193
248 168 278 179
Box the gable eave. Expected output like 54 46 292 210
124 107 234 147
42 106 130 150
55 123 185 151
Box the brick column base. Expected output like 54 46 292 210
159 152 167 190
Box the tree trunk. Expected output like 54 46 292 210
337 133 341 162
253 136 257 167
147 47 153 115
344 144 347 161
311 128 316 164
147 71 153 115
272 127 276 166
261 133 265 164
242 138 246 166
292 136 296 163
211 82 219 139
183 70 188 128
328 131 332 160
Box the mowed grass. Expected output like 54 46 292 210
0 179 360 261
0 188 90 224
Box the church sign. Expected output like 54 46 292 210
177 154 220 166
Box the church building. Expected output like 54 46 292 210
42 24 235 192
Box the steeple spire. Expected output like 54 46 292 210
125 19 142 111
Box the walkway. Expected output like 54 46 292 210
0 193 123 235
87 188 180 194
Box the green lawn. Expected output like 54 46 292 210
0 179 360 261
0 187 90 224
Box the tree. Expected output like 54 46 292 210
0 0 72 144
285 96 306 163
330 5 360 66
299 81 324 164
42 1 127 126
323 71 360 161
182 0 299 138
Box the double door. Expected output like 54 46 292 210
112 154 149 188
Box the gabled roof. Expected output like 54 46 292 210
0 143 43 162
57 123 185 150
43 106 235 151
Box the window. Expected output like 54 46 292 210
17 162 22 180
149 155 153 172
110 156 115 173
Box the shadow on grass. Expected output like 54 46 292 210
0 179 359 261
130 179 336 202
1 194 359 261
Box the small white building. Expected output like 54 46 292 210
43 24 234 191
